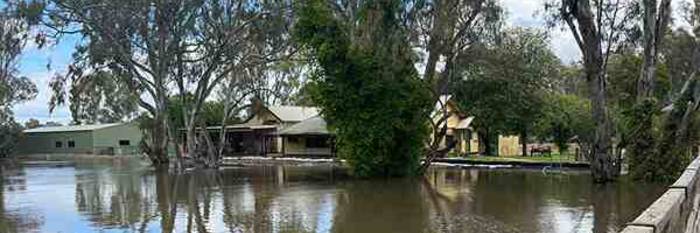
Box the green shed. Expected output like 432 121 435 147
17 122 143 155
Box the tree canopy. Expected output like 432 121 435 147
453 28 559 155
296 0 432 177
0 3 38 157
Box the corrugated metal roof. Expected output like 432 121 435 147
455 116 474 129
279 116 331 136
23 123 124 133
268 106 319 122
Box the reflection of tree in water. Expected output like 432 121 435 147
219 165 337 233
330 178 429 233
153 165 339 233
74 166 156 231
421 168 666 233
62 162 670 233
454 169 592 233
0 164 42 233
422 169 521 233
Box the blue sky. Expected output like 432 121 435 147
12 0 685 124
14 34 80 124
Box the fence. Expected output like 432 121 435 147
620 156 700 233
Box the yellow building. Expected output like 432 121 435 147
432 95 478 155
204 105 321 156
278 116 335 157
432 95 520 156
206 97 520 157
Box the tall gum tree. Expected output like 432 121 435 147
0 3 38 157
25 0 292 167
628 0 700 181
404 0 504 170
547 0 641 182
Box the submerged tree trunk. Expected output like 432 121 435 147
150 112 171 166
586 65 615 182
186 126 196 159
582 18 614 181
561 0 615 182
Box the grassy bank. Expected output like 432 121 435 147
462 154 579 163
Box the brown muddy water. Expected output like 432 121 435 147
0 160 665 233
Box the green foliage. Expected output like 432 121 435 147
168 95 240 131
662 29 696 94
535 94 594 153
606 53 687 182
0 4 37 157
607 53 670 108
625 99 662 180
50 70 140 124
296 0 432 177
625 96 694 182
453 28 558 145
0 116 22 157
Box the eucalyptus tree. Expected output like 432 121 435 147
28 0 292 167
638 0 672 100
50 70 140 124
662 29 696 96
0 3 38 157
625 0 700 181
546 0 640 182
405 0 504 169
453 28 560 157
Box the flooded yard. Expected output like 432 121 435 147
0 160 665 233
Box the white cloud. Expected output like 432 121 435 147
500 0 582 63
501 0 694 63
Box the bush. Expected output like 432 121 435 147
0 119 23 157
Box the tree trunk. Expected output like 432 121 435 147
638 0 660 99
587 67 614 182
478 130 491 156
186 125 197 159
626 0 672 180
573 0 615 182
150 113 170 166
638 0 672 100
200 121 218 168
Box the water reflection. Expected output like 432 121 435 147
0 161 665 233
0 162 42 233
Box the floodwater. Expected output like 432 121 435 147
0 160 665 233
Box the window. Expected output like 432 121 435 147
305 136 329 148
119 140 130 146
68 141 75 148
55 141 63 148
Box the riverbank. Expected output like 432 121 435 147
12 153 589 170
222 156 342 167
221 155 590 169
434 155 590 169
